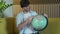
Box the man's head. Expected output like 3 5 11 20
20 0 30 12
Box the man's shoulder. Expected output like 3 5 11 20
30 10 37 13
16 12 23 17
30 10 38 16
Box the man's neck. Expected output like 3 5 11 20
23 10 30 14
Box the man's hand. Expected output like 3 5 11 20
26 16 34 24
44 13 48 18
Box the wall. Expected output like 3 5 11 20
13 0 60 18
13 0 60 4
13 5 22 17
44 18 60 34
13 4 60 18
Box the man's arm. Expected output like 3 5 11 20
17 16 34 31
17 19 29 31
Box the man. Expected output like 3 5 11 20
16 0 48 34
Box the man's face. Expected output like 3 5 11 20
23 5 30 12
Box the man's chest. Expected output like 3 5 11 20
23 12 32 21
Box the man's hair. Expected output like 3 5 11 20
20 0 30 8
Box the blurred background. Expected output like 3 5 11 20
0 0 60 34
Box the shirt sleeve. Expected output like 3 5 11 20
33 11 38 16
30 10 38 16
16 14 23 27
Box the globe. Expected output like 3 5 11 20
31 14 48 31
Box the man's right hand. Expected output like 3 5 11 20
26 16 34 24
